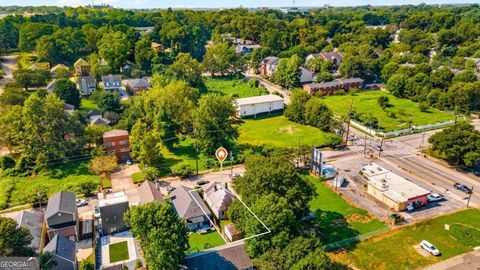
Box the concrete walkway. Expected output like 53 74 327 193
423 249 480 270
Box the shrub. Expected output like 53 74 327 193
143 167 160 181
419 102 429 112
77 181 99 197
248 78 259 88
272 90 283 97
377 96 390 109
171 162 193 178
204 158 217 169
334 89 346 96
349 89 360 95
0 156 15 170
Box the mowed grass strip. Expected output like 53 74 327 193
238 115 341 148
205 77 266 98
109 241 129 263
321 91 454 132
188 231 225 253
333 209 480 270
306 175 387 243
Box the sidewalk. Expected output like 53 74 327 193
422 249 480 270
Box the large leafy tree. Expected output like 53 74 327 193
203 42 243 76
53 79 81 108
194 94 238 154
98 91 121 113
0 217 35 257
304 98 334 131
272 55 302 89
387 73 409 97
165 53 204 89
98 31 129 72
125 202 189 270
130 121 164 167
285 89 310 124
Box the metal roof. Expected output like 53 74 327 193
235 95 284 106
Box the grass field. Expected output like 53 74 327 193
321 91 454 132
306 175 387 244
205 77 267 98
18 54 49 69
0 161 99 209
188 231 225 254
333 209 480 270
81 99 100 112
109 241 129 263
238 115 341 148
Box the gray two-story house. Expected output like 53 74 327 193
170 186 212 231
98 191 129 235
45 191 79 241
43 235 77 270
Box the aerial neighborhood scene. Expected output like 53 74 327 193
1 0 480 269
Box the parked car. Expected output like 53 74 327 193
126 159 132 165
453 183 472 194
76 199 87 207
94 207 101 219
194 180 210 189
167 186 176 193
321 165 337 179
420 240 441 256
427 193 445 202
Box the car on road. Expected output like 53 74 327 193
94 207 101 219
420 240 441 256
76 199 87 207
453 183 472 194
427 193 445 202
167 186 176 193
194 180 210 189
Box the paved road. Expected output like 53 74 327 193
423 249 480 270
244 73 291 104
0 54 18 94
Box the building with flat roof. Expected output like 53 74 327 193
362 163 430 211
98 192 129 235
103 129 130 161
235 95 284 118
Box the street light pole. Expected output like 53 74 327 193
378 137 384 157
467 186 474 207
363 133 367 155
420 132 425 149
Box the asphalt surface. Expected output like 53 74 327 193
0 54 18 94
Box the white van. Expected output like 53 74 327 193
321 165 337 179
420 240 440 256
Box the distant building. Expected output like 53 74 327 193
303 78 364 96
260 56 280 76
202 182 236 220
45 191 78 241
299 67 315 84
235 95 284 118
137 180 165 205
47 79 57 93
74 58 91 76
87 109 110 126
151 42 168 52
17 211 45 252
43 235 77 270
183 242 253 270
235 44 261 54
63 103 75 115
77 76 96 96
98 191 129 235
362 163 430 211
123 78 150 95
305 51 343 68
103 129 130 161
170 186 212 231
101 74 122 92
50 64 69 78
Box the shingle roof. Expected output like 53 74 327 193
50 64 69 73
45 191 77 220
101 74 122 84
17 211 44 251
43 235 76 263
63 103 75 111
103 129 129 138
124 78 150 89
138 181 165 204
170 186 210 220
87 109 102 118
90 117 110 126
183 243 253 270
299 67 315 84
203 183 235 214
263 56 280 65
74 58 89 67
305 81 342 89
340 78 364 84
77 76 96 87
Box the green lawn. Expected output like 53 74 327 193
238 115 341 148
0 161 99 209
109 241 129 263
334 209 480 270
321 91 454 132
205 77 267 98
188 231 225 254
80 99 100 112
306 175 387 244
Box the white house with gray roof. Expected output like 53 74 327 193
101 74 122 92
202 182 236 220
45 191 79 241
170 186 212 231
43 235 77 270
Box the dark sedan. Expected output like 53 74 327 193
454 183 473 194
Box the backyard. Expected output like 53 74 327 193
205 77 267 98
188 231 225 254
321 91 455 132
109 241 129 263
332 209 480 270
238 115 341 148
305 175 388 244
0 160 99 209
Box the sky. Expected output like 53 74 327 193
0 0 478 9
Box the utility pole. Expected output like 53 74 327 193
378 137 385 157
363 133 367 155
467 186 474 207
344 99 354 146
194 132 199 176
420 132 426 149
230 151 234 177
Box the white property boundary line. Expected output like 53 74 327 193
188 189 271 245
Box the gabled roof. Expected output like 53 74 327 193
170 186 210 220
299 67 315 84
87 109 102 118
17 211 44 251
138 181 165 204
74 58 90 67
103 129 129 138
45 191 77 220
43 235 76 263
90 117 110 126
263 56 280 65
63 103 75 111
183 243 253 270
46 79 57 93
203 183 235 214
50 64 69 73
318 51 343 61
101 74 122 84
124 78 150 89
77 76 96 86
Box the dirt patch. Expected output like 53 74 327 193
414 244 431 257
278 125 295 134
346 213 372 223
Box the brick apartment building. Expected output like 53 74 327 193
103 129 130 161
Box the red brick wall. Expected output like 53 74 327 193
104 135 130 161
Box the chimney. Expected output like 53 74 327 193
225 182 228 189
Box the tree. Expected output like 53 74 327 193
0 217 35 257
387 74 409 97
18 22 55 52
194 94 238 154
430 67 454 89
203 42 243 76
125 202 189 270
315 72 334 83
285 90 310 124
77 181 98 197
273 55 302 89
135 36 155 74
0 84 28 106
377 96 390 109
53 79 81 108
165 53 204 89
13 69 50 90
39 252 57 270
130 120 164 167
98 31 129 72
88 155 117 189
98 91 121 113
304 98 333 131
453 70 477 83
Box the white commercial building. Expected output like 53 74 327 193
235 95 284 118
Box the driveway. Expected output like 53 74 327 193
0 54 18 94
244 73 291 104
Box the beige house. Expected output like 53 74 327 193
74 58 91 76
50 64 69 78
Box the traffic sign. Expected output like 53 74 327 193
215 147 228 163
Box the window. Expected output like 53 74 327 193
119 140 128 145
105 218 109 223
113 216 117 221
